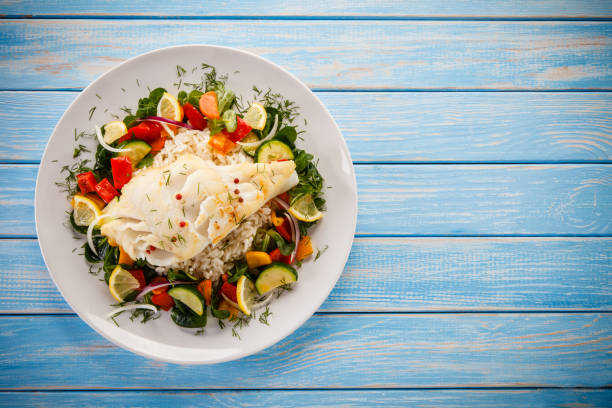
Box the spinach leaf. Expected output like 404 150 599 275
171 300 207 328
177 90 187 106
293 149 313 173
187 90 203 107
267 230 295 256
274 126 297 148
227 260 248 283
135 87 166 118
167 269 194 282
210 279 230 320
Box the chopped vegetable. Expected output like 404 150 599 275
149 135 166 155
94 178 118 203
221 109 237 133
76 171 97 194
255 262 298 295
221 282 238 303
256 140 294 163
151 292 175 311
182 102 206 130
269 248 291 264
275 218 292 242
168 286 204 316
110 156 132 189
208 133 236 154
118 246 134 266
224 116 252 143
245 251 272 269
199 91 220 119
217 298 239 320
270 211 284 227
124 121 162 144
296 236 314 261
117 140 152 168
197 279 213 305
150 276 169 294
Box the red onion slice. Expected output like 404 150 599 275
141 116 195 130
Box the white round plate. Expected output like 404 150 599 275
35 45 357 364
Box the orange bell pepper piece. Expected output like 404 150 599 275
208 133 236 155
296 236 314 262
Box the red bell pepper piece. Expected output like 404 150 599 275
76 171 97 194
223 117 252 143
276 218 292 242
110 156 132 189
150 276 169 295
183 102 206 130
128 269 146 291
221 282 238 303
94 178 119 203
277 192 291 204
120 121 162 144
150 136 166 156
269 248 291 264
151 292 174 311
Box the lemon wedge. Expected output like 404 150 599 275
103 120 128 144
158 92 184 122
288 194 323 222
71 194 103 226
243 102 267 130
108 266 140 302
236 275 258 316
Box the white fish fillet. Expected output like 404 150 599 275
101 154 298 266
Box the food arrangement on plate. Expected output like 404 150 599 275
61 64 326 334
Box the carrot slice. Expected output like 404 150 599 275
199 91 221 119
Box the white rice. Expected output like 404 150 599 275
152 128 270 280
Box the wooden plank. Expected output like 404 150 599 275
3 164 611 236
0 313 610 388
3 91 612 163
1 21 611 90
2 1 612 18
1 389 611 408
2 238 611 313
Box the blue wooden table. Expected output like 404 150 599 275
1 1 611 406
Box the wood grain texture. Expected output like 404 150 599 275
2 238 611 313
2 0 611 18
3 91 612 163
1 21 611 90
1 389 611 408
4 164 611 236
0 314 610 389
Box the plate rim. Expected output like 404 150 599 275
35 44 357 364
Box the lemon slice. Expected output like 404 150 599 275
108 266 140 302
71 194 103 226
103 120 128 144
158 92 184 122
236 275 258 316
243 102 267 130
288 194 323 222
